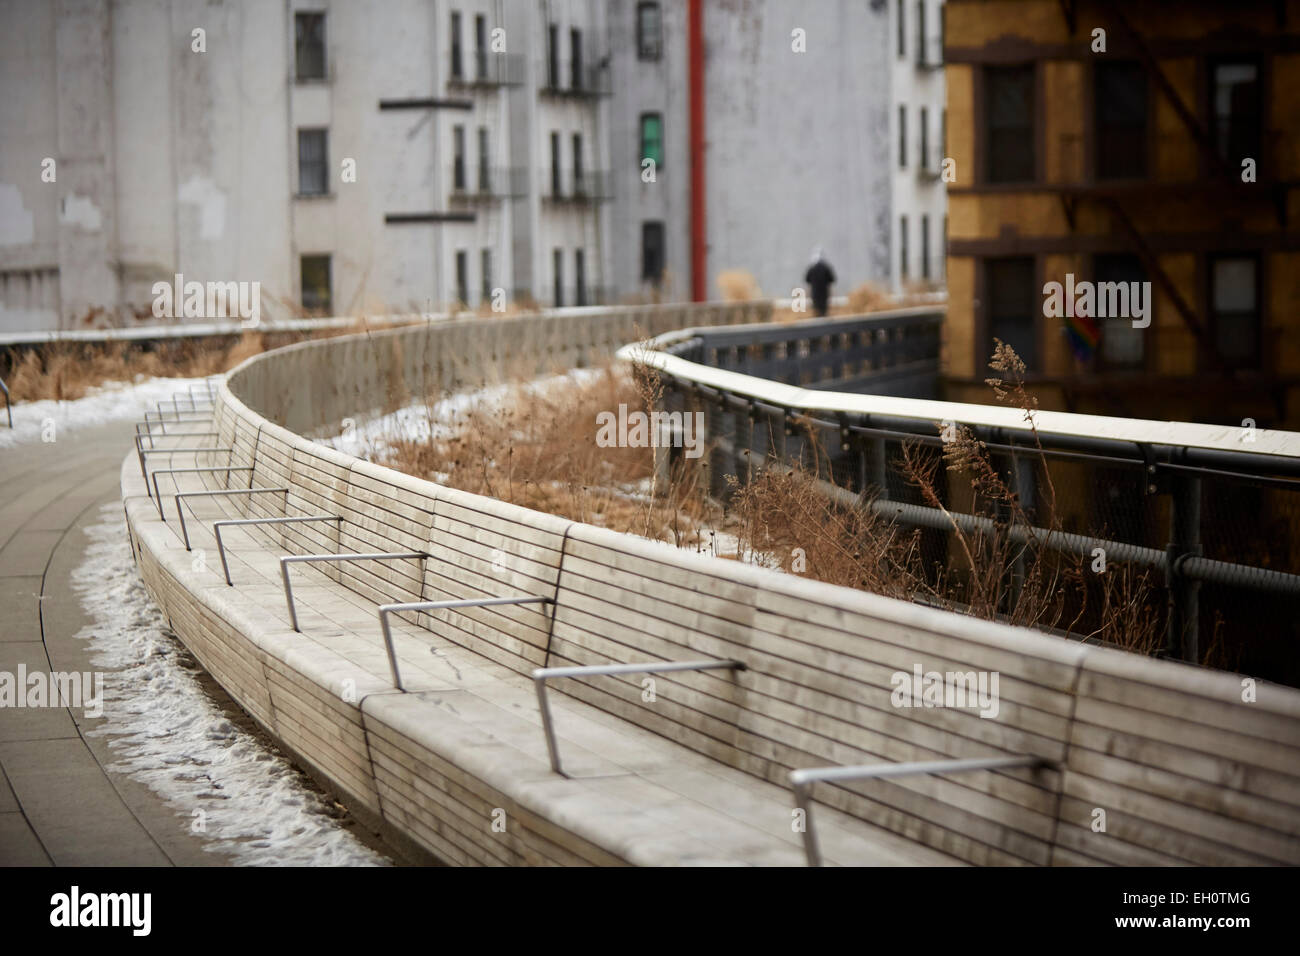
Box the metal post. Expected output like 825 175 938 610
1166 473 1202 663
790 755 1047 867
213 515 341 584
378 595 553 690
531 659 746 775
281 552 428 632
770 408 787 465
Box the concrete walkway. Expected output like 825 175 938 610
0 420 217 865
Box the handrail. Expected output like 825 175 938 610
136 445 233 485
532 659 747 775
134 426 219 450
143 409 213 425
377 596 553 691
281 552 429 632
214 515 343 585
0 376 10 428
150 466 254 519
623 325 1300 465
789 755 1050 867
173 488 291 550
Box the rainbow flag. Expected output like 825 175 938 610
1065 309 1100 362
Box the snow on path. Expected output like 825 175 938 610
321 367 610 458
0 376 214 449
71 503 391 866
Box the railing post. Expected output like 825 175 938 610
708 394 728 500
770 408 788 465
1005 449 1030 609
1166 473 1202 663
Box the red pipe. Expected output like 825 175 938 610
688 0 706 302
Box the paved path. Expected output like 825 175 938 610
0 421 217 865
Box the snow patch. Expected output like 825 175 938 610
59 193 103 232
321 367 608 457
0 376 215 449
71 504 390 866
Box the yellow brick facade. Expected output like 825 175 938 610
943 0 1300 424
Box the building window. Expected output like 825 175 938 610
553 249 564 307
301 255 331 313
481 248 492 304
900 216 909 280
570 28 583 90
575 249 587 306
456 250 469 306
1095 62 1147 179
939 4 946 64
943 214 948 278
985 257 1037 371
452 125 466 191
297 129 328 196
897 0 905 58
985 65 1035 183
920 106 929 169
1094 254 1146 370
474 14 487 80
642 221 665 282
550 132 562 196
1212 61 1261 167
295 12 326 81
916 1 926 65
450 11 463 79
478 127 489 191
572 133 584 194
637 2 662 61
898 106 907 168
921 215 931 280
640 113 663 168
1210 254 1260 368
547 24 559 89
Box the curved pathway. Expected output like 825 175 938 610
0 422 256 864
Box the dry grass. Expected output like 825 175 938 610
845 281 892 313
728 342 1162 650
377 363 720 545
716 269 762 302
3 319 396 404
367 339 1161 650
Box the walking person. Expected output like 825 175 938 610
804 248 836 317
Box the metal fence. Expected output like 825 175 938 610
630 309 1300 687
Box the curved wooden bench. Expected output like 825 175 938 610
126 304 1300 866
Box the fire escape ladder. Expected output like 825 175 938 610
1099 196 1233 375
1099 0 1236 182
1056 0 1077 35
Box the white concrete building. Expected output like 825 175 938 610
606 0 905 303
890 0 948 291
0 0 944 332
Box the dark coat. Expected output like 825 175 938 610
804 259 836 314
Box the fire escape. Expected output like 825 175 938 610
1054 0 1294 419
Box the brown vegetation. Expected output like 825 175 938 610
3 320 394 404
370 340 1162 653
